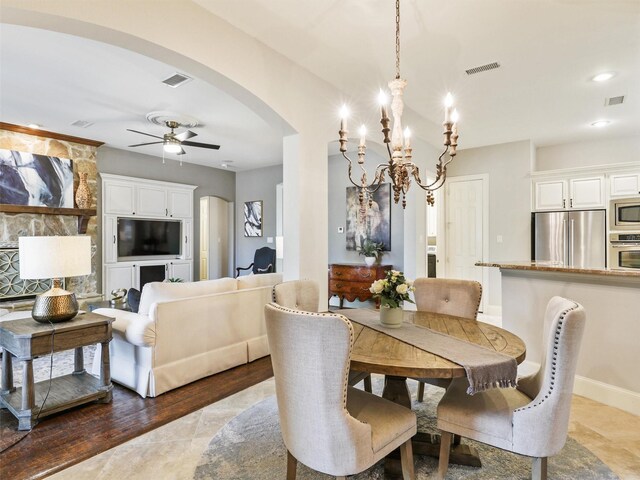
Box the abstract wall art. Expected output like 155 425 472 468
346 183 391 251
244 200 263 237
0 149 74 208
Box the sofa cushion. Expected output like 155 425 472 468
237 273 283 290
138 277 238 316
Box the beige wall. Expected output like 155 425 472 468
446 140 533 310
535 135 640 171
0 127 99 300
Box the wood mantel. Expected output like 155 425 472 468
0 204 97 234
0 122 104 147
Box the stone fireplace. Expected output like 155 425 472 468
0 124 102 307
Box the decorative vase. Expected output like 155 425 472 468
364 256 376 266
380 304 404 328
75 172 90 209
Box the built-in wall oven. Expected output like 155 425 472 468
609 233 640 271
610 197 640 231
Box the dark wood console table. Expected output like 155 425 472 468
328 263 392 308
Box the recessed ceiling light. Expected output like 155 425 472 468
27 123 41 129
591 72 616 82
221 163 228 168
591 120 610 128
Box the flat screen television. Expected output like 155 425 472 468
117 218 181 259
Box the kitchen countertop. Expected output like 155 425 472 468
475 261 640 278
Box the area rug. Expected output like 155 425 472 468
194 380 618 479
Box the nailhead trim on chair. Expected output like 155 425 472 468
473 282 483 319
513 301 579 413
268 302 355 410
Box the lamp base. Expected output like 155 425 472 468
32 285 79 323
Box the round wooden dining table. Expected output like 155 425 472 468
336 308 527 472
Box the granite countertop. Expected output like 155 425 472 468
475 261 640 278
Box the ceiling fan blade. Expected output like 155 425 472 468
126 129 164 140
175 130 197 142
128 141 163 147
177 148 187 155
181 140 221 150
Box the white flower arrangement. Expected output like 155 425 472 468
369 270 415 309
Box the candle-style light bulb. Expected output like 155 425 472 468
403 127 411 149
340 105 349 132
378 89 389 119
451 109 460 124
444 92 454 123
359 125 367 146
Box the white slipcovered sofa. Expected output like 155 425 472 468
91 273 282 397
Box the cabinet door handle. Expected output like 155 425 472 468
334 272 342 276
335 283 344 289
166 208 168 216
570 198 573 208
185 235 188 243
562 199 566 209
113 235 116 244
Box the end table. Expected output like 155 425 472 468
0 312 113 430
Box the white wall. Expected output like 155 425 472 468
235 164 283 273
446 140 533 310
535 135 640 171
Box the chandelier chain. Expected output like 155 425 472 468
395 0 401 79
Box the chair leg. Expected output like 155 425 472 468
417 381 425 402
532 457 547 480
287 450 297 480
364 374 372 393
438 431 452 480
399 438 415 480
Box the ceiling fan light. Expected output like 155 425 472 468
163 142 182 153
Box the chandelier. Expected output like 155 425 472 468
338 0 459 208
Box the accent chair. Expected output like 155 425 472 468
235 246 276 277
412 278 483 401
272 279 372 393
436 296 586 480
265 303 416 479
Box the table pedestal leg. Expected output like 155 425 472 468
381 375 481 479
73 347 85 374
97 341 113 403
1 350 15 394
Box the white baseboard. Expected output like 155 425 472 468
519 361 640 416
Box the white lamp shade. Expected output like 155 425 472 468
19 236 91 279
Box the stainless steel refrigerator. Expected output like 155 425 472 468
531 210 607 269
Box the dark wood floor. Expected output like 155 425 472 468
0 357 274 480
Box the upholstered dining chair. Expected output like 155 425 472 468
412 278 483 401
436 296 586 480
235 246 276 277
272 279 373 393
265 303 416 480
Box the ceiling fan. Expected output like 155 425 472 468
127 120 220 155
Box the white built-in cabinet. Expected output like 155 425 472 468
610 172 640 198
533 176 604 211
101 174 196 297
199 196 234 279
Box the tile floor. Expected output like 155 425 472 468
49 375 640 480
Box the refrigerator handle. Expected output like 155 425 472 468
569 218 575 267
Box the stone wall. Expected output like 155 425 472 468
0 128 99 301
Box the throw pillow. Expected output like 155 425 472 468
127 288 141 313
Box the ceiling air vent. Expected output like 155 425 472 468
71 120 93 128
606 95 624 106
161 72 193 88
465 62 501 75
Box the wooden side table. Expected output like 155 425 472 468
0 312 113 430
328 263 392 308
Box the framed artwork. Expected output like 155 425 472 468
0 149 74 208
244 200 263 237
346 183 391 251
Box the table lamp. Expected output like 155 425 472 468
19 235 91 323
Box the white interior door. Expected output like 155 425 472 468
445 177 485 311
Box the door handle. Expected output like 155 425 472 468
569 219 575 266
113 235 116 244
